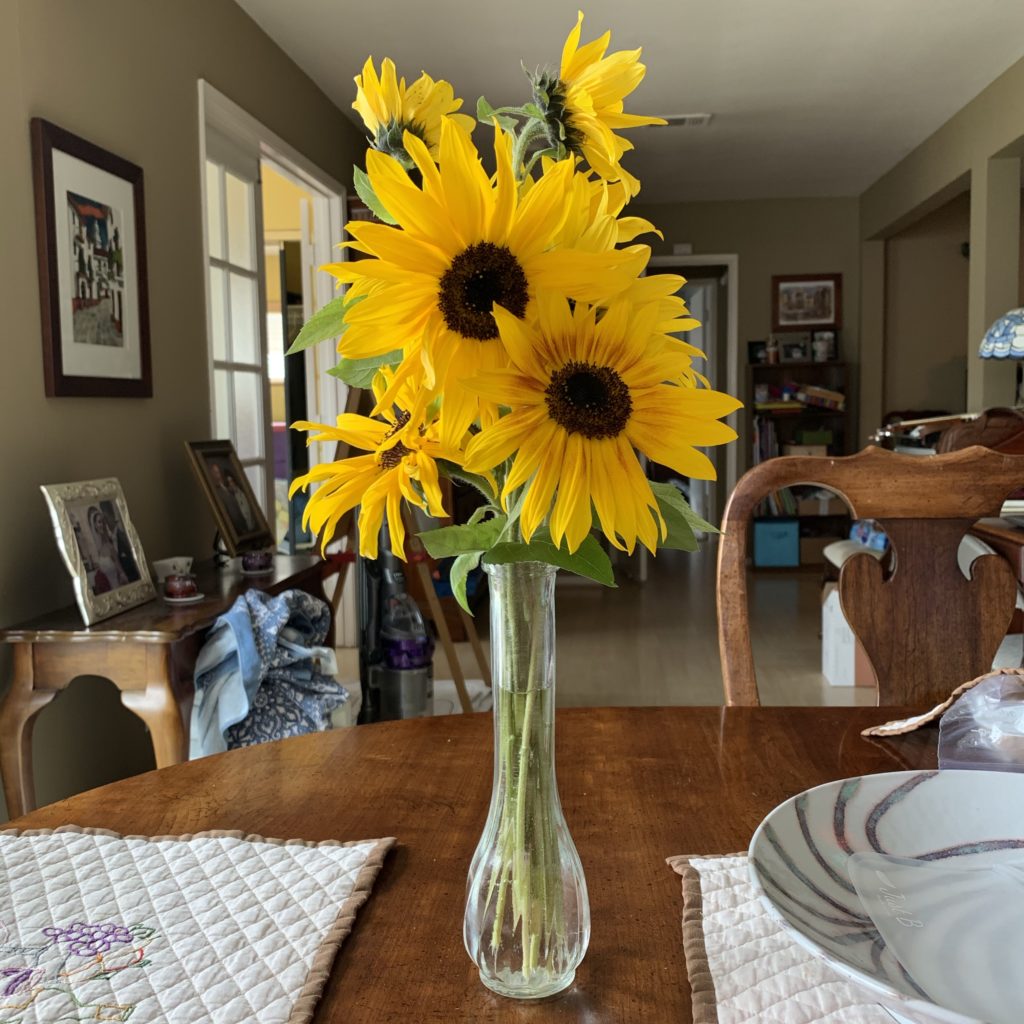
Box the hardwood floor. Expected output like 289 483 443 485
427 541 877 708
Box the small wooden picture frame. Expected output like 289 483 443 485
30 118 152 397
186 440 275 555
772 273 842 332
40 478 156 625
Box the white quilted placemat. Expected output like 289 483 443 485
669 853 892 1024
0 826 394 1023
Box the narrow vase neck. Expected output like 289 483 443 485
486 561 557 696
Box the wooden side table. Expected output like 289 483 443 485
0 555 328 818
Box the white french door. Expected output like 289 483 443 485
203 139 274 518
198 81 349 540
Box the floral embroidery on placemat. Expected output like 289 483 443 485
0 918 157 1021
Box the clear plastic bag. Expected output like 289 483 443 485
938 672 1024 771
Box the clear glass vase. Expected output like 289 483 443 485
463 561 590 999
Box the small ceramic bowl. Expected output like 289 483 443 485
164 573 198 598
241 549 274 573
749 770 1024 1024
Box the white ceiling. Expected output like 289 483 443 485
235 0 1024 204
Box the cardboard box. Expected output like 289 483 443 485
821 582 876 687
753 519 799 567
797 496 847 516
783 444 828 457
800 536 832 564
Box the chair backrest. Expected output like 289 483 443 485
718 445 1024 706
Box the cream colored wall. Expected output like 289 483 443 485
0 0 364 821
630 198 862 457
883 193 970 414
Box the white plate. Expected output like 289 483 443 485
163 592 205 605
749 770 1024 1024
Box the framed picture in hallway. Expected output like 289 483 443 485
30 118 152 397
771 273 842 331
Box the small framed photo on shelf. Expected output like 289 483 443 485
811 329 838 362
774 331 811 363
747 340 768 364
186 440 275 555
771 273 842 331
30 119 152 397
40 478 156 625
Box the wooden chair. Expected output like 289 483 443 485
718 445 1024 706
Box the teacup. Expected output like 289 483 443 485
165 573 198 599
153 556 194 583
242 549 274 573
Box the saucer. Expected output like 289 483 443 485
163 592 205 605
241 566 274 576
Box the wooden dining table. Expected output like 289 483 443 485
7 705 935 1022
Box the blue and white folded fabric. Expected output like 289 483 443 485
191 589 347 759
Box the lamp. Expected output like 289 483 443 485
978 308 1024 405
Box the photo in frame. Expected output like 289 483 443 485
812 329 839 362
772 273 842 331
186 440 275 555
30 118 151 397
40 478 156 625
747 340 768 365
776 331 811 363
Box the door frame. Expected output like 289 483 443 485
197 81 349 499
648 253 740 497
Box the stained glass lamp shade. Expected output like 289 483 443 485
978 308 1024 404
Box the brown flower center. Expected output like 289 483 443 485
437 242 529 341
378 441 411 470
545 361 632 439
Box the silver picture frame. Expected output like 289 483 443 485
40 477 156 625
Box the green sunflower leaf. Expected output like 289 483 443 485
286 293 358 355
522 102 545 120
484 534 616 587
353 165 397 225
476 96 519 132
649 481 719 552
436 460 497 501
327 349 403 389
449 550 484 613
419 517 507 559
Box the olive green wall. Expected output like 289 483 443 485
0 0 364 821
883 193 970 415
859 54 1024 414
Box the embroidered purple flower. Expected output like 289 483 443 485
0 965 42 996
42 921 134 957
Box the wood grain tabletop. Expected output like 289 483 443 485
8 705 935 1022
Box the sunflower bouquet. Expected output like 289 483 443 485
288 12 740 998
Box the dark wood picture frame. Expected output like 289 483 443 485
186 440 275 556
771 273 842 332
31 118 152 397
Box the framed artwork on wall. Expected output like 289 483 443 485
30 118 152 397
186 440 275 555
771 273 842 332
40 478 156 625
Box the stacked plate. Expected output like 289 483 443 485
749 771 1024 1024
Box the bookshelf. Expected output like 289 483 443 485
748 360 852 567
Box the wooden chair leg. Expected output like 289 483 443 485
457 604 492 689
0 645 58 819
119 651 187 767
413 560 473 714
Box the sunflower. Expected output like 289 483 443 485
289 375 463 559
323 119 647 446
532 11 665 197
353 57 475 165
463 293 741 554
